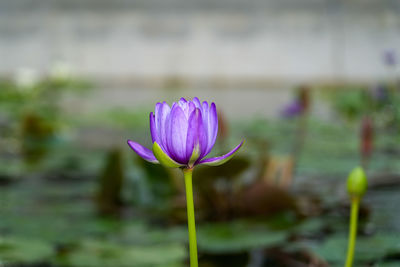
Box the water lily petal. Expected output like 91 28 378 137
167 105 188 163
192 97 202 109
154 102 162 134
200 101 218 157
186 108 206 162
200 101 210 156
153 142 184 168
127 140 158 163
149 112 159 143
198 140 244 166
183 101 196 119
179 97 187 104
156 102 171 152
206 102 218 155
178 98 188 112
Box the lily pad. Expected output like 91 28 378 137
313 234 400 265
55 239 185 267
197 220 287 253
115 222 186 245
0 237 53 264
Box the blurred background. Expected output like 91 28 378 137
1 0 400 266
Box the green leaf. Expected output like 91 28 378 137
0 237 53 264
197 220 287 253
54 240 185 267
313 234 400 264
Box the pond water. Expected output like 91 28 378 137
1 114 399 266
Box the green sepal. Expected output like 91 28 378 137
188 144 200 167
152 142 184 168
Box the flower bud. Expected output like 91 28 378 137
347 167 367 197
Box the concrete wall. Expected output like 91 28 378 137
1 0 400 82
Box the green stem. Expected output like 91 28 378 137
345 196 360 267
183 168 198 267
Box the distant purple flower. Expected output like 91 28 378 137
281 100 304 118
128 97 243 168
383 50 397 67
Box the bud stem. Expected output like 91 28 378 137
183 168 198 267
345 196 360 267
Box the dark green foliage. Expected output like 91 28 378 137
197 220 287 253
20 112 54 166
53 240 185 267
96 148 124 216
135 156 176 208
0 75 91 173
332 88 369 122
313 234 400 265
0 237 53 265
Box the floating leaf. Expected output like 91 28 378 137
0 237 53 264
313 234 400 265
197 220 287 253
55 240 185 267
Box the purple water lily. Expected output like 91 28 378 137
128 97 243 168
383 50 397 67
281 100 304 118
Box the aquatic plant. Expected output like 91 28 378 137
360 116 374 169
0 67 91 170
281 100 304 118
127 97 243 266
280 85 310 119
345 167 368 267
96 148 124 216
280 86 311 182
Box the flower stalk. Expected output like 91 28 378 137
183 168 198 267
345 196 360 267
